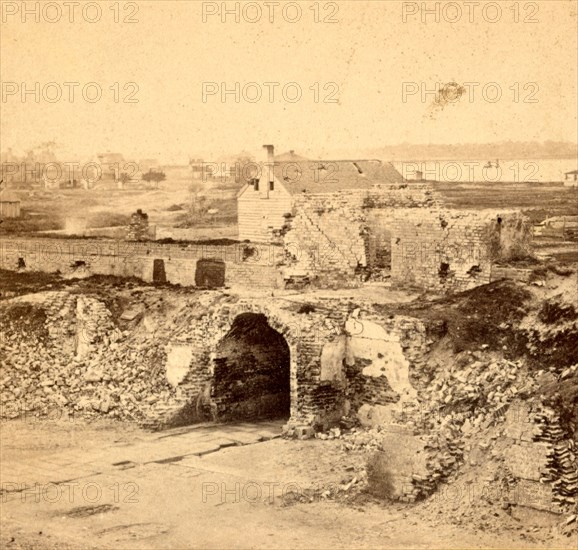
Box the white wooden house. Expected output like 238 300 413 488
0 190 21 218
564 170 578 187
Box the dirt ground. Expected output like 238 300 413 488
1 420 572 550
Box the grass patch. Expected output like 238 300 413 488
0 269 66 297
538 301 577 324
0 210 62 233
381 280 532 358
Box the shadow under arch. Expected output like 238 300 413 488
211 312 291 422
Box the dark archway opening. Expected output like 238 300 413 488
212 313 290 422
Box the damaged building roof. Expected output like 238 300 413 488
270 159 404 194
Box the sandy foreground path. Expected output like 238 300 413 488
0 420 570 550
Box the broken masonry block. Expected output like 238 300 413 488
295 425 315 439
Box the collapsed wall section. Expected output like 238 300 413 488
282 184 439 287
2 273 573 524
343 314 430 425
280 183 532 293
282 193 367 287
139 300 432 432
390 210 533 292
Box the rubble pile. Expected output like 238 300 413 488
0 291 177 423
335 427 383 451
408 360 576 513
419 355 531 427
333 347 577 526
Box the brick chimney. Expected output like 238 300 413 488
263 144 275 197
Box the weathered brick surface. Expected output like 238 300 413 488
0 238 284 289
0 288 430 432
390 210 532 292
1 195 531 294
280 185 531 292
282 184 440 286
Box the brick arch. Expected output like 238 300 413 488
165 300 348 429
206 302 302 353
206 303 302 422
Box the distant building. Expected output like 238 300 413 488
190 159 205 180
0 190 21 218
97 153 126 182
97 153 125 165
139 159 160 173
406 169 425 182
1 163 43 187
564 170 578 187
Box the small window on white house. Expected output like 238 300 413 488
253 179 259 191
269 181 274 191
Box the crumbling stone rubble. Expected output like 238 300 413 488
126 209 149 241
0 291 175 423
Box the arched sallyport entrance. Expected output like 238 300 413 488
212 313 291 422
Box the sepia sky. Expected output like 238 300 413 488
1 0 577 162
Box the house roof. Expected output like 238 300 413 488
274 150 310 162
0 190 21 202
267 160 404 194
565 170 578 175
97 153 125 164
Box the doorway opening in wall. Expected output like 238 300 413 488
366 227 392 280
195 259 225 288
212 313 290 422
153 259 167 283
375 228 392 270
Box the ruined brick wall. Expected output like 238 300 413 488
390 210 533 292
0 273 361 430
151 298 350 429
280 185 531 293
0 238 284 289
344 313 431 425
365 210 393 269
282 184 440 287
283 194 367 287
126 209 149 241
498 400 578 513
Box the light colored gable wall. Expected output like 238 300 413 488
238 177 292 242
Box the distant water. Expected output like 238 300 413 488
393 158 577 183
